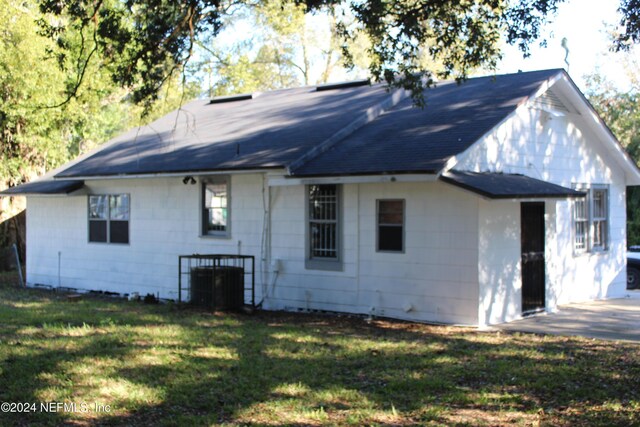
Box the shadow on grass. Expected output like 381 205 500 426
0 287 639 426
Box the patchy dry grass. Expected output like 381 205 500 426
0 280 638 426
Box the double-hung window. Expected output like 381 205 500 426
88 194 130 244
572 185 608 253
202 177 230 237
306 184 341 270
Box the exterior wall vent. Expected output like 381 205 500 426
209 93 253 104
530 89 574 114
316 79 371 92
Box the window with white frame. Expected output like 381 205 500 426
573 196 588 251
88 194 130 244
572 185 608 253
591 188 608 250
306 184 341 270
202 177 229 237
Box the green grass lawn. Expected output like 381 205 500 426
0 278 638 426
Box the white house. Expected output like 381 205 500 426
4 69 640 326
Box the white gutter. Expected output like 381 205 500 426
268 173 437 187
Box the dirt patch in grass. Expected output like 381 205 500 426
0 285 638 426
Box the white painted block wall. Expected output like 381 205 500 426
268 181 480 325
28 177 481 325
27 174 267 302
456 103 628 324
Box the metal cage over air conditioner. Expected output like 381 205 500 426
178 254 255 310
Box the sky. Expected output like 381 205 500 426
496 0 635 92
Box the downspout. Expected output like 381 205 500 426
258 173 274 307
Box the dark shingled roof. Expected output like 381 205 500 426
440 171 585 199
54 69 562 179
56 83 392 178
291 69 561 176
0 180 84 195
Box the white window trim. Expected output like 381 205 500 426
572 184 609 255
201 176 231 239
591 187 608 252
87 194 130 245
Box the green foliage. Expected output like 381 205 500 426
0 0 132 186
616 0 640 49
38 0 220 108
1 0 71 185
0 0 200 194
27 0 640 108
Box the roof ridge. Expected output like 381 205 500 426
287 87 410 175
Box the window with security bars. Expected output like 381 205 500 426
572 185 608 253
88 194 129 244
377 200 404 252
308 184 339 259
592 189 607 250
573 197 588 251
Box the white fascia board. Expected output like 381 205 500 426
443 70 640 186
553 74 640 186
268 174 437 187
56 168 282 181
442 180 573 203
26 188 89 198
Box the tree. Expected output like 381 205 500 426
0 0 202 260
38 0 594 107
196 0 366 97
617 0 640 48
0 0 199 192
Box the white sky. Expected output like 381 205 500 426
496 0 632 92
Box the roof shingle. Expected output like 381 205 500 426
55 69 562 179
292 69 561 176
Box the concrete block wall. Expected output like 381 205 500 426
27 174 267 302
456 95 628 322
268 181 480 325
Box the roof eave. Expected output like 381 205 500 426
56 166 286 181
440 171 586 200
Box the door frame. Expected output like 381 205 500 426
520 202 546 315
